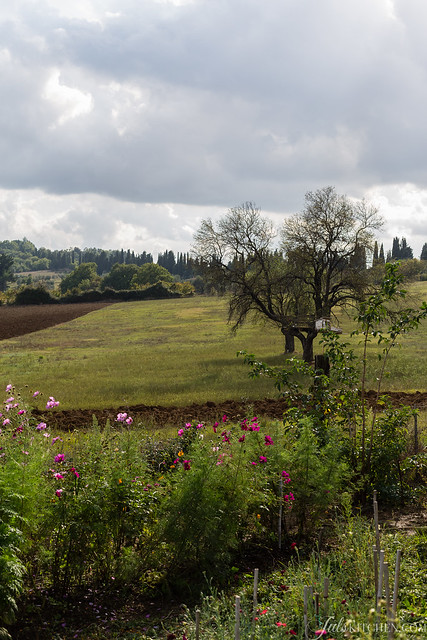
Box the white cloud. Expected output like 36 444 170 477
43 69 93 127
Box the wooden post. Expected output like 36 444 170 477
391 549 402 639
251 568 259 640
234 595 240 640
314 592 320 625
304 586 309 640
377 550 385 613
323 577 329 619
414 411 418 454
373 545 378 602
384 563 391 632
195 609 201 640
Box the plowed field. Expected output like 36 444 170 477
2 302 427 430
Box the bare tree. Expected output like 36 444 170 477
193 189 383 362
193 203 302 352
281 186 383 360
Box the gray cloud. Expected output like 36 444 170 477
0 0 426 257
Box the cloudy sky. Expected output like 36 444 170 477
1 0 427 259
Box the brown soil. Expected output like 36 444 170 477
0 301 112 339
3 302 427 431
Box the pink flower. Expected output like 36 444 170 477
55 489 63 498
116 412 128 422
46 396 59 409
51 436 62 444
2 418 10 426
18 409 26 415
196 422 203 429
32 390 40 397
54 453 65 463
264 435 274 446
54 473 64 480
125 416 133 424
36 422 47 431
5 384 12 392
315 631 327 637
222 414 227 423
185 422 191 429
259 455 267 463
178 429 184 437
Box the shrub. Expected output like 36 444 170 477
14 285 57 305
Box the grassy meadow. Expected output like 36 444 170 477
0 283 427 411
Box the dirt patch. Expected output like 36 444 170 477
34 392 427 432
0 302 112 340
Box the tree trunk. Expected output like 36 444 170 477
293 328 317 363
282 329 295 353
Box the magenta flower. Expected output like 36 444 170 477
54 453 65 463
54 473 64 480
185 422 191 429
259 455 267 463
18 409 26 415
46 396 59 409
222 414 227 423
282 471 291 484
178 428 184 437
213 421 219 433
55 489 63 498
196 422 203 429
264 435 274 446
183 460 191 470
238 434 246 443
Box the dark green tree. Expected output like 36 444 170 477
101 263 140 290
131 263 174 288
0 253 14 291
59 263 100 294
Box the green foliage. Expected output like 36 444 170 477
0 254 15 292
59 262 101 294
101 263 140 290
282 419 349 535
14 284 57 305
0 483 26 629
131 263 174 288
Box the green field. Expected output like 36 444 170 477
0 289 426 410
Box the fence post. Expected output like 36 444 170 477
234 595 240 640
